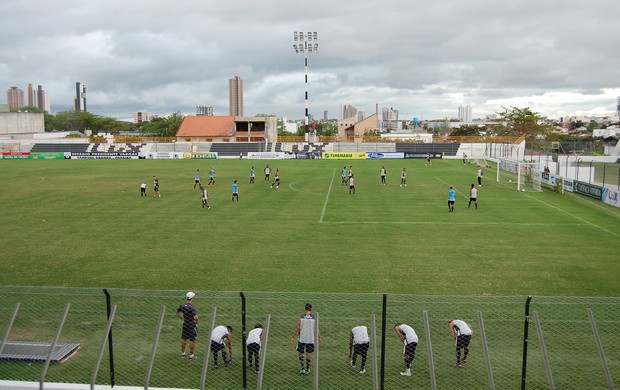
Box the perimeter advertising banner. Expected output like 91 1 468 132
2 152 32 159
66 152 141 159
2 152 65 159
602 187 620 208
183 152 218 159
573 181 603 200
246 152 286 159
322 152 367 160
146 152 184 159
365 152 404 159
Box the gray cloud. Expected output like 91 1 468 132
1 0 619 121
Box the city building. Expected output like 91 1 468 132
458 105 472 122
229 76 244 116
196 106 214 116
176 115 277 143
339 104 358 120
6 87 24 110
382 107 399 121
134 110 151 124
74 82 86 112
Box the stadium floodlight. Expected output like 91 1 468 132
292 30 319 141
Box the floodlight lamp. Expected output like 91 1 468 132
312 44 318 52
294 31 298 40
313 32 318 40
293 44 299 53
307 32 312 40
299 32 305 40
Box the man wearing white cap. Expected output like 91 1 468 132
176 292 198 359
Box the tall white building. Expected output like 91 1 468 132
382 107 399 121
340 104 358 120
134 110 151 123
458 105 472 122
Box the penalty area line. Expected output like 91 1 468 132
319 168 337 223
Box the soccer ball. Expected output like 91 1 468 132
509 180 512 183
522 189 526 192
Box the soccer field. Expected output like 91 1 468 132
1 158 619 296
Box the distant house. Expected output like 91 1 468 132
337 114 378 140
176 115 277 142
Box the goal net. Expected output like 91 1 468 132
496 158 542 192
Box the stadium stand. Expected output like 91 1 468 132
396 142 460 156
30 143 89 153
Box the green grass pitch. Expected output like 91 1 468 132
0 157 619 296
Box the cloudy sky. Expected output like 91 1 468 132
1 0 619 122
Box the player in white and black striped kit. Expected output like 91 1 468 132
448 319 473 368
291 303 322 375
394 323 418 377
349 325 370 374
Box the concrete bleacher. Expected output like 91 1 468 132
209 142 267 156
395 142 461 156
30 143 89 153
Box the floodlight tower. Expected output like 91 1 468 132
293 31 318 141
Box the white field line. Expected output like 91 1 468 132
321 221 589 226
436 178 469 200
319 168 337 223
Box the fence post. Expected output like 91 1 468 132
102 288 115 388
144 306 166 390
422 311 437 390
521 295 532 390
91 304 117 390
256 314 270 390
477 311 495 390
0 303 20 357
533 311 555 390
371 314 378 390
587 308 615 390
39 303 71 390
313 312 319 390
241 292 247 390
380 294 387 390
200 307 217 390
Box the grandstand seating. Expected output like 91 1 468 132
395 142 460 156
30 143 89 153
209 142 267 156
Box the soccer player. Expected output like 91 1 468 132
194 169 201 189
153 176 160 197
448 319 473 368
176 292 198 359
264 165 271 181
463 153 467 165
140 182 147 197
468 184 478 210
210 325 233 368
250 166 255 184
291 303 322 375
246 323 264 374
232 180 239 202
477 166 483 186
208 166 215 186
400 168 407 187
200 184 210 209
348 166 354 180
349 174 356 195
349 325 370 374
380 166 387 185
448 186 456 212
426 153 432 166
270 168 280 189
341 166 348 186
394 323 418 377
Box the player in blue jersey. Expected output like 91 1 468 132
341 166 348 185
194 169 201 189
232 180 239 202
448 186 456 212
250 167 255 184
208 166 215 186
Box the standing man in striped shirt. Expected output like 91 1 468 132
291 303 322 375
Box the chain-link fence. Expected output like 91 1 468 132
1 286 618 389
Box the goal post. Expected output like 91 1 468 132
497 158 543 192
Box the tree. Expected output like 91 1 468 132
139 113 183 137
450 124 483 137
492 106 553 139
